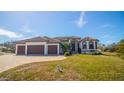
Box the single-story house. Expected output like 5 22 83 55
15 36 99 55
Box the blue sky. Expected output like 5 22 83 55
0 11 123 45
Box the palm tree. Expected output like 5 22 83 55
60 42 71 53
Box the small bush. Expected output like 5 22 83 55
64 52 71 56
90 51 102 55
1 48 14 53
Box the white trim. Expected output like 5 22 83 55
26 42 46 45
15 44 18 54
16 44 25 46
44 44 48 55
47 43 59 45
57 44 60 55
93 41 96 49
25 44 27 55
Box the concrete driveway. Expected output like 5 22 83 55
0 54 66 73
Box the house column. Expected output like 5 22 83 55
69 39 71 44
57 44 60 55
80 41 83 53
15 44 18 54
25 44 27 55
44 44 48 55
93 41 96 49
86 41 89 49
80 41 82 49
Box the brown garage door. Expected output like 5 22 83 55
48 45 57 54
27 45 44 55
17 46 25 55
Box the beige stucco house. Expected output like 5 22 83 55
15 36 99 55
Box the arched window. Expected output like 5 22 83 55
89 42 94 49
82 42 87 49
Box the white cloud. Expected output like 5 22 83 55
106 40 113 44
99 24 114 29
22 25 32 33
75 12 87 28
0 28 23 38
101 34 111 39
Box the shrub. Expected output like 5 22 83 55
89 51 102 55
1 48 14 53
116 39 124 59
60 42 71 53
64 52 71 56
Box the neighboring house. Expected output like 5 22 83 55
0 44 7 52
15 36 99 55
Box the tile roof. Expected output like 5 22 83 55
54 36 81 41
16 36 61 44
16 36 99 44
80 37 99 42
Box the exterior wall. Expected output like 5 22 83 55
16 42 60 55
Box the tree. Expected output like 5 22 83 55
104 43 117 52
97 43 106 52
60 42 71 53
117 39 124 59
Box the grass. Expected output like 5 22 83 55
102 52 117 56
0 53 124 81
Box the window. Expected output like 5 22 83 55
71 43 75 51
95 42 97 49
82 42 87 49
89 42 94 49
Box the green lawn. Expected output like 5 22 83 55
0 54 124 81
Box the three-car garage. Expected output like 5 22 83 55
16 43 59 55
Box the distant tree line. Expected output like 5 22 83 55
0 41 16 53
116 40 124 59
98 39 124 59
